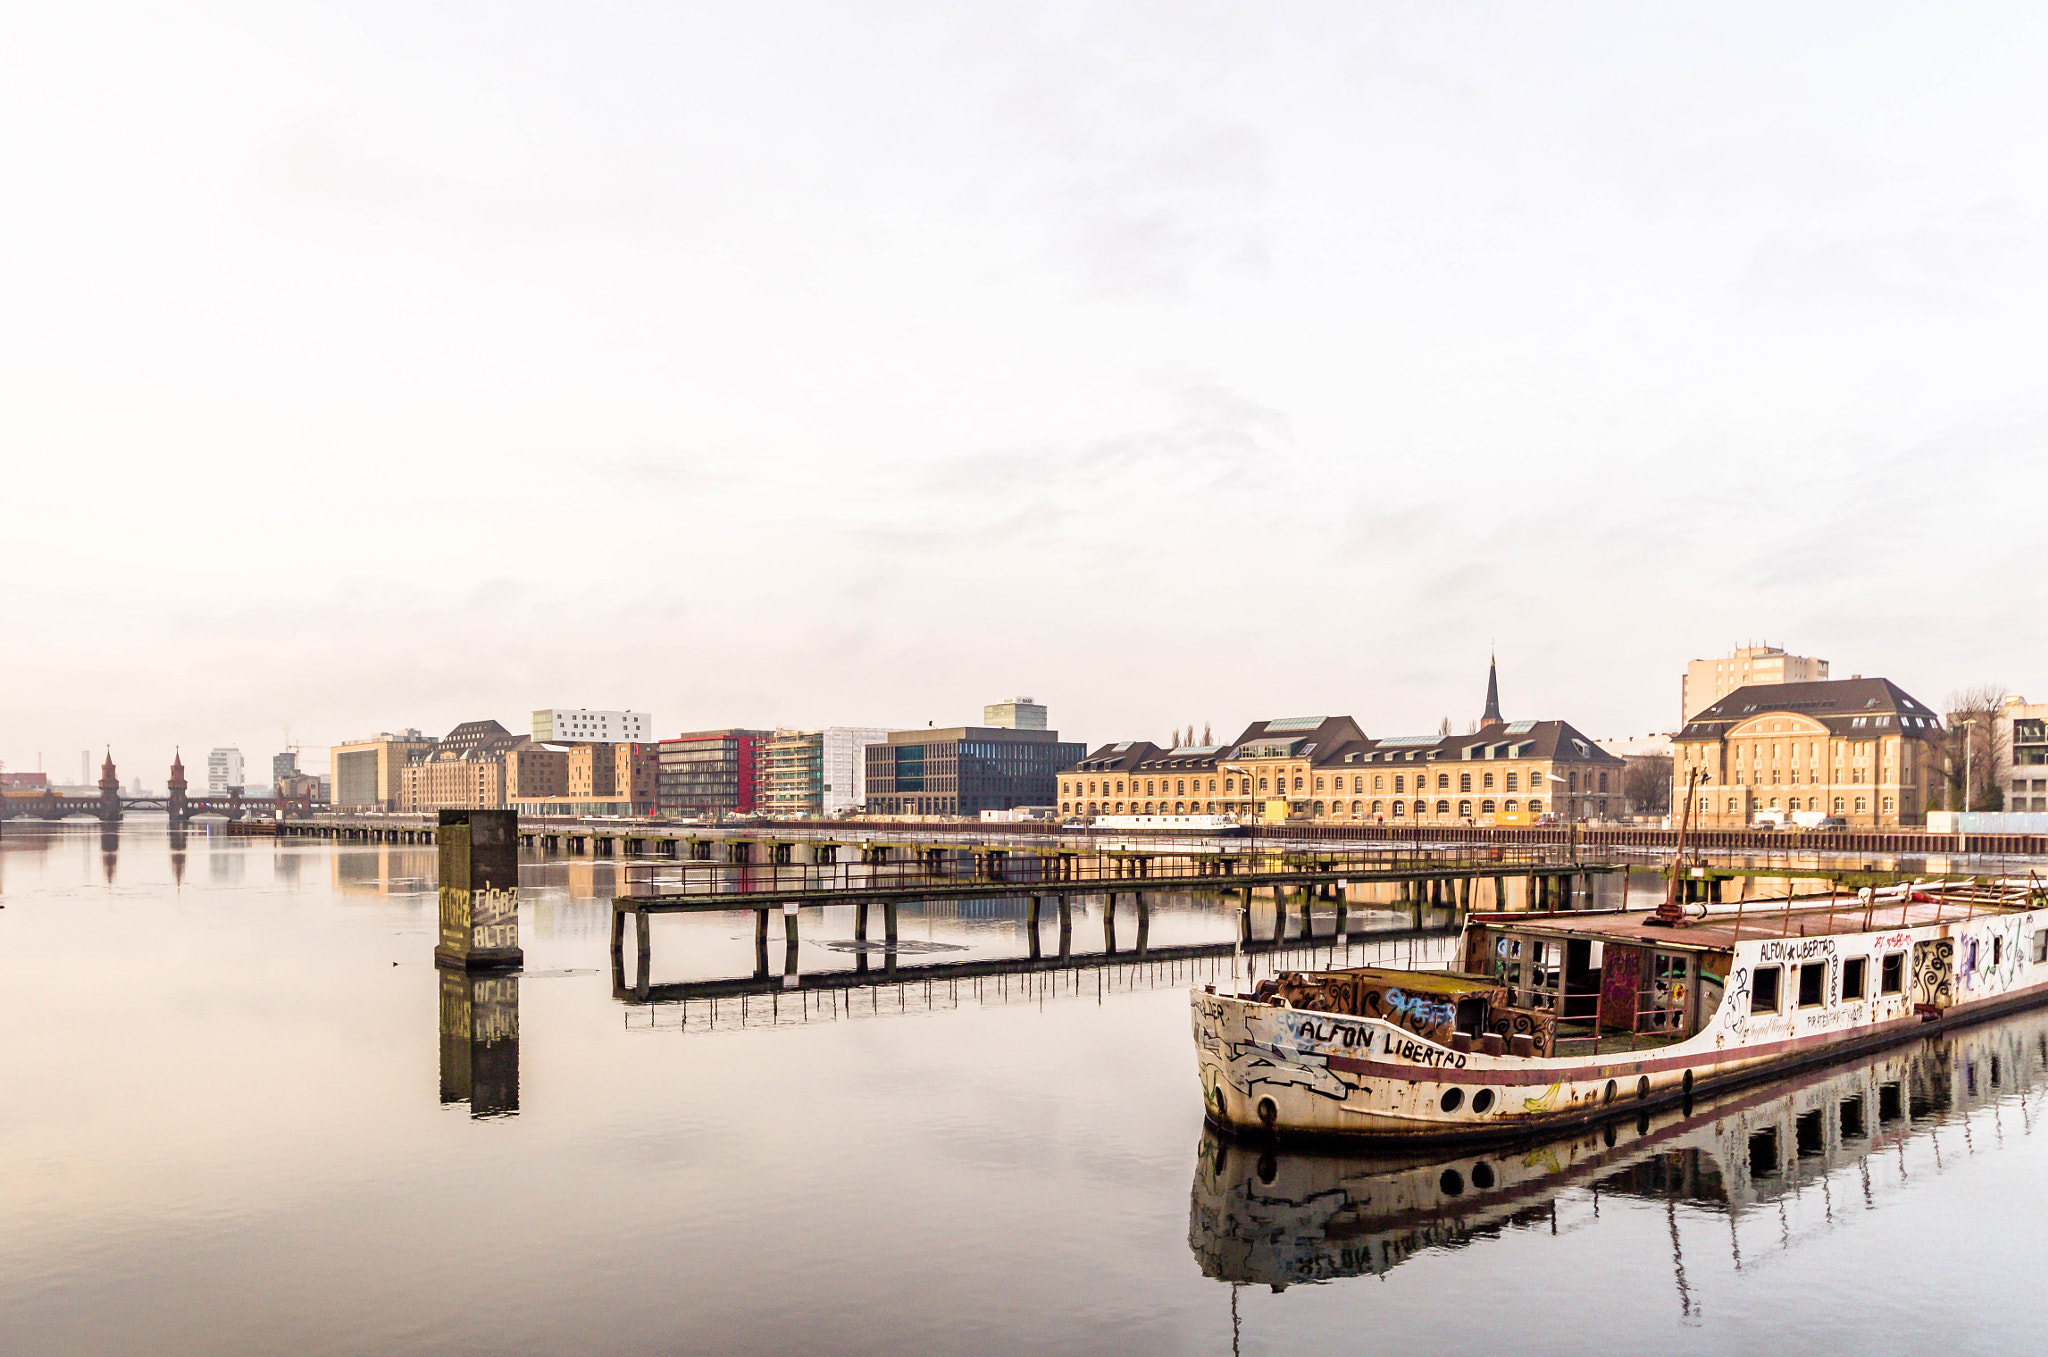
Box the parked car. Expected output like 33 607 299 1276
1816 816 1848 831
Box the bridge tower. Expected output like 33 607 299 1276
167 749 188 825
97 749 122 823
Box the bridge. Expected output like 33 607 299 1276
0 751 289 825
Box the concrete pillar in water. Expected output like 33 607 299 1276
435 809 522 971
439 967 519 1118
1027 896 1042 960
1104 893 1118 953
1135 893 1150 953
1058 896 1073 957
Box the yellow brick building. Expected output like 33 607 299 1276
1672 678 1946 828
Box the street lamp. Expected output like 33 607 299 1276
1959 717 1980 813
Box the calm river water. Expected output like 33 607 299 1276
4 822 2043 1354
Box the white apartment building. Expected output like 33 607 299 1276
531 709 653 743
1681 646 1829 723
207 747 245 794
1996 696 2048 812
984 697 1048 731
820 727 887 814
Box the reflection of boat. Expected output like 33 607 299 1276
1190 1006 2048 1289
1193 874 2048 1143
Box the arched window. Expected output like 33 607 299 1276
1481 799 1496 814
1459 773 1472 793
1370 799 1383 815
1350 800 1361 816
1391 801 1404 817
1504 799 1518 812
1482 772 1494 789
1413 800 1426 816
1114 801 1124 813
1144 801 1155 814
1458 800 1471 817
1314 776 1325 792
1528 799 1544 814
1855 797 1867 812
1206 801 1216 813
1394 775 1405 793
1293 776 1304 791
1175 780 1185 795
1437 773 1450 790
1087 802 1098 815
1259 777 1269 793
1312 801 1325 816
1436 799 1450 814
1882 796 1894 812
1833 797 1844 811
1374 775 1384 790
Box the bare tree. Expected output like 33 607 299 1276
1438 716 1452 736
1624 755 1673 815
1940 684 2011 811
1201 721 1213 745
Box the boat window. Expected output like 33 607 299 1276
1843 957 1867 1001
1880 953 1905 994
1797 962 1826 1008
1751 966 1782 1013
2035 931 2048 964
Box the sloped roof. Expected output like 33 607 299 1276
1675 678 1943 742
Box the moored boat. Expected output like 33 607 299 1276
1193 874 2048 1145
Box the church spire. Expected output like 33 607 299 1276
1481 652 1503 728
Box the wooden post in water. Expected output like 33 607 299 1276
854 901 868 941
884 901 899 948
1104 893 1118 953
1058 895 1073 957
435 809 522 971
1136 892 1150 954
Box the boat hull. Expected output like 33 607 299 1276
1193 976 2048 1147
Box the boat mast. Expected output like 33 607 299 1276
1649 767 1705 927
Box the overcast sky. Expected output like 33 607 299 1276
5 2 2046 781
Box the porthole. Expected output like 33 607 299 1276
1440 1087 1465 1113
1440 1168 1465 1196
1256 1097 1278 1128
1472 1088 1496 1114
1604 1079 1618 1105
1471 1161 1496 1190
1638 1076 1651 1101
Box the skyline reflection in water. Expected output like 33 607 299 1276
6 820 2048 1356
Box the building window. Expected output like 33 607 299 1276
1259 777 1269 793
1391 801 1403 817
1312 801 1324 816
1481 800 1495 814
1833 797 1845 811
1394 775 1405 793
1458 800 1471 817
1413 800 1426 816
1436 799 1450 814
1350 800 1361 815
1374 775 1384 790
1293 776 1304 791
1482 772 1494 790
1314 776 1324 791
1459 773 1472 792
1506 773 1518 792
1855 797 1867 812
1529 799 1544 814
1223 777 1234 793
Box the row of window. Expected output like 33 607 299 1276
1698 795 1895 813
1060 798 1553 819
1061 769 1600 799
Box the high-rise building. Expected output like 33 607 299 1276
330 730 436 811
983 698 1048 730
657 729 771 816
866 726 1085 818
272 751 298 785
531 709 652 743
762 727 888 817
207 747 245 794
1682 646 1829 723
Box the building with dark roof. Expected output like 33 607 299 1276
1058 714 1625 826
1672 677 1945 829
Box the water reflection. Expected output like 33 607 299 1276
438 969 520 1118
1191 1009 2048 1292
